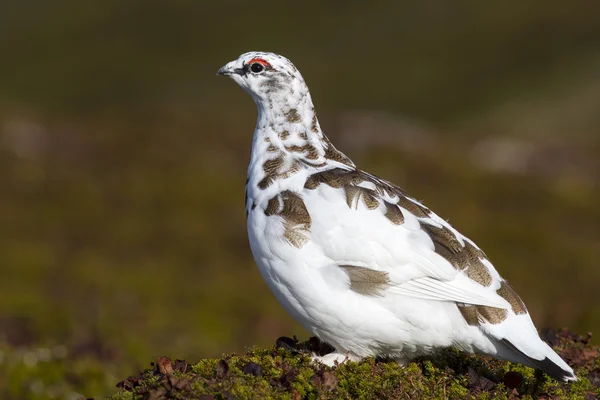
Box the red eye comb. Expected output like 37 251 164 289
247 58 271 67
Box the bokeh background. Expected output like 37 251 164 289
1 1 599 398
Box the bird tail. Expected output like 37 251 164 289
484 314 576 382
493 337 577 382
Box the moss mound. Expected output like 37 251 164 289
110 330 599 399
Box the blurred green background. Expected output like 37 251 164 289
1 1 599 398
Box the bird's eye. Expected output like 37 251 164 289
250 63 264 73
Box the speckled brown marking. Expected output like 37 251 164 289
266 144 278 152
304 168 436 225
497 281 527 315
279 130 290 140
304 174 320 190
452 242 492 286
322 136 354 167
420 223 493 286
311 114 319 133
397 196 431 218
464 242 488 263
280 191 310 224
258 156 284 189
304 168 365 190
265 196 280 216
299 131 308 140
264 191 311 248
280 191 311 248
281 160 301 179
362 174 432 221
420 223 463 255
300 159 328 169
284 230 308 248
335 170 365 187
258 156 301 190
285 144 320 160
339 265 390 296
458 305 479 326
263 156 284 175
463 252 493 287
345 186 379 210
384 202 404 225
366 174 407 199
263 76 286 92
285 109 301 123
476 306 508 324
458 304 507 326
344 186 360 208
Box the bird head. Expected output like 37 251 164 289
217 52 307 106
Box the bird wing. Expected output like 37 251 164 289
389 277 507 308
302 167 510 309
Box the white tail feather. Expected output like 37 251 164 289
482 313 576 382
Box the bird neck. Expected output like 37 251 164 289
255 86 321 142
246 90 355 206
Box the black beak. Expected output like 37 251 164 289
217 66 232 76
217 64 246 76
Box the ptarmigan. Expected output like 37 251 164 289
217 51 577 382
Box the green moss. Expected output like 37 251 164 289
109 331 600 400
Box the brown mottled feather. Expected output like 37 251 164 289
339 265 390 296
383 202 404 225
497 281 527 315
264 191 311 248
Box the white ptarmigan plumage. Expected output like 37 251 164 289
217 51 577 382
